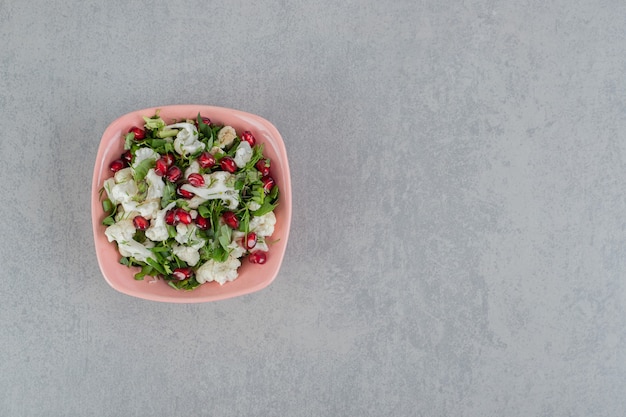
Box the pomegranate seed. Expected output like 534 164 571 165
223 211 239 229
177 186 194 199
109 159 125 172
256 159 270 177
261 176 275 193
241 131 256 146
162 153 175 167
243 232 257 250
172 267 193 280
154 158 168 176
220 156 237 173
197 152 215 169
165 166 182 182
200 116 211 126
187 173 205 187
177 209 193 225
165 210 178 226
121 150 133 164
248 252 267 264
195 215 210 230
128 126 145 140
133 216 149 230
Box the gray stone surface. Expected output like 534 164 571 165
1 0 626 415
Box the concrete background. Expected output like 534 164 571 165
1 0 626 415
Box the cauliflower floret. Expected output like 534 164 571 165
248 201 261 211
167 122 205 156
109 180 138 205
180 171 239 210
249 211 276 237
145 168 165 200
195 256 241 285
209 146 224 156
145 202 176 242
229 231 246 258
104 219 136 243
234 141 253 168
184 160 200 178
217 126 237 148
114 167 133 183
121 199 160 220
132 148 159 168
174 223 205 247
172 245 201 267
105 219 154 263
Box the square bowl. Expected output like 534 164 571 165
91 105 292 302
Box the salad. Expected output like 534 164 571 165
100 111 279 290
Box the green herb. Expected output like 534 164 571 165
132 158 155 182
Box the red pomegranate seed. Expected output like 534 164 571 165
121 150 133 164
133 216 149 230
195 215 210 230
223 211 239 229
256 159 270 177
162 153 175 167
243 232 257 250
261 176 275 193
154 158 168 176
200 116 211 126
197 152 215 169
128 126 145 140
177 186 194 199
187 173 205 187
220 156 237 173
248 252 267 264
241 131 256 146
165 166 182 182
165 210 178 226
172 267 193 280
109 159 125 172
177 209 193 225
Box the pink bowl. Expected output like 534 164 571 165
91 105 292 302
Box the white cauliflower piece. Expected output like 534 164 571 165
145 168 165 200
109 180 138 205
195 256 241 285
229 231 246 258
184 160 200 178
174 223 205 247
167 122 205 156
105 219 154 263
234 141 253 168
209 146 224 156
105 219 136 243
114 167 133 183
132 148 159 168
145 202 176 242
180 171 239 210
217 126 237 148
249 211 276 237
121 199 159 220
172 245 201 267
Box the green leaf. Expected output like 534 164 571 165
218 224 232 251
102 216 115 226
252 190 279 217
161 182 176 208
143 114 165 130
133 158 155 182
102 199 113 213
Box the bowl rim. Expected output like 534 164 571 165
91 104 291 303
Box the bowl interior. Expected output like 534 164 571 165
91 105 291 302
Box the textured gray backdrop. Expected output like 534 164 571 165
1 0 626 416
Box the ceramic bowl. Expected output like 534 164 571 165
91 105 291 302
